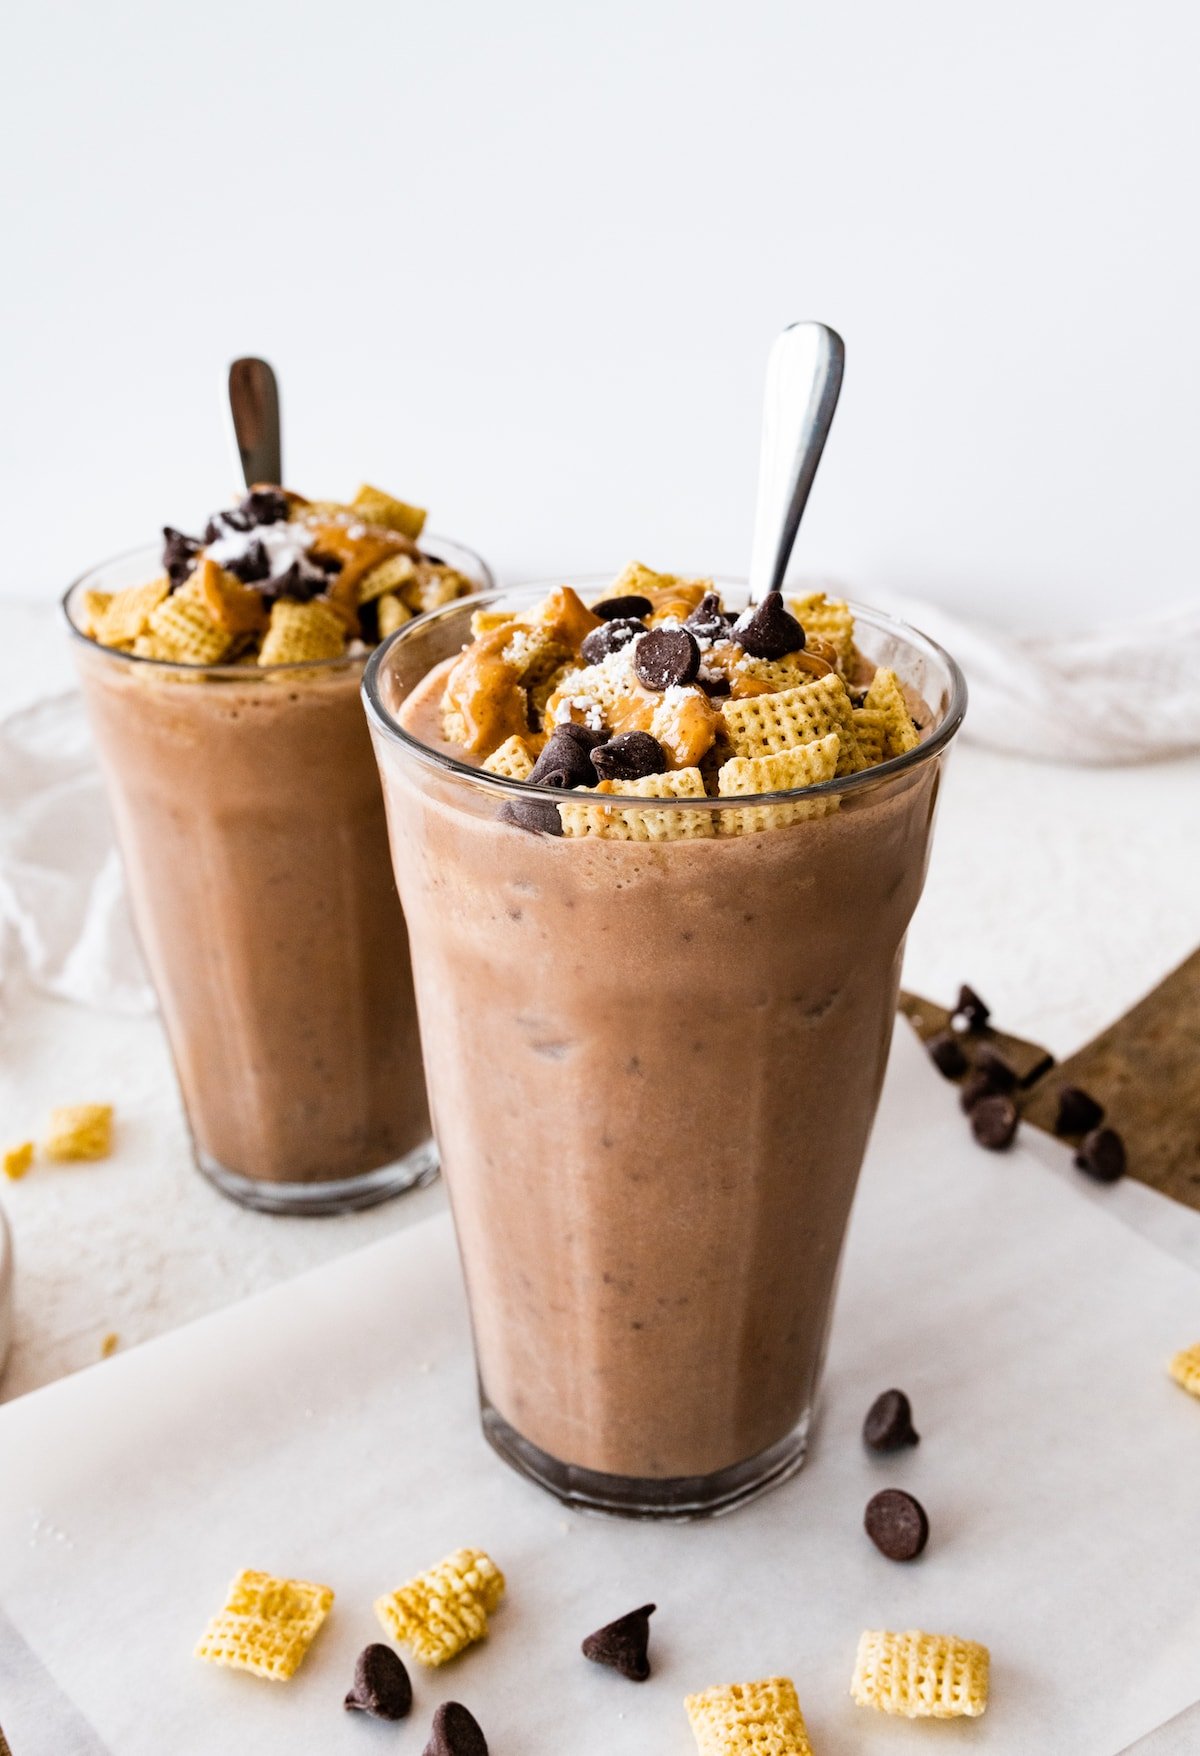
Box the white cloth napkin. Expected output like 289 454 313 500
2 594 1198 1015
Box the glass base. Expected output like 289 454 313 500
197 1139 439 1216
480 1399 811 1520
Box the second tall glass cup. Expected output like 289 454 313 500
364 582 966 1516
66 537 489 1215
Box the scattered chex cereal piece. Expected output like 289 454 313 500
258 598 347 666
375 1547 505 1668
716 734 839 835
1169 1343 1200 1398
146 594 232 665
352 483 427 540
97 578 171 646
721 674 855 763
2 1142 34 1180
865 667 921 757
685 1676 814 1755
358 552 418 604
851 1628 989 1719
483 735 537 781
42 1105 113 1163
789 590 855 668
196 1569 334 1682
377 593 414 638
560 768 715 842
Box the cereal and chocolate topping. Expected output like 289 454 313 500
437 564 925 837
76 484 476 665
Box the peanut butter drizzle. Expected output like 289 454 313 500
443 626 530 755
535 585 603 648
645 582 708 623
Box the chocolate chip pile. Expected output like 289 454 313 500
927 984 1128 1179
441 564 927 839
76 482 475 666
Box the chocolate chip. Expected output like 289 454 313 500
591 731 666 783
204 509 253 542
973 1042 1016 1092
344 1644 412 1720
685 591 734 641
528 731 595 790
1055 1085 1105 1136
863 1389 920 1452
223 539 270 584
581 1603 656 1681
590 594 653 621
951 983 990 1034
1075 1126 1126 1183
424 1702 488 1756
730 591 805 659
959 1069 1000 1113
498 799 563 836
581 618 646 665
970 1093 1019 1150
162 526 203 587
633 627 700 691
553 721 607 753
239 487 290 526
864 1488 929 1561
266 559 327 603
927 1031 967 1079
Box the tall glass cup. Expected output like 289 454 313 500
363 583 965 1513
65 537 490 1215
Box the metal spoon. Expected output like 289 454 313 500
747 322 845 602
226 357 282 489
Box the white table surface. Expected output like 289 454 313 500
3 601 1200 1403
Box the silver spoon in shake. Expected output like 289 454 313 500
747 321 844 604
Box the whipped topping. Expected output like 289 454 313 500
205 520 315 576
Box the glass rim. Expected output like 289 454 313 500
361 576 969 811
60 536 496 679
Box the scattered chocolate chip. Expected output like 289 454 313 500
863 1389 920 1452
424 1702 488 1756
581 1603 656 1681
959 1069 1000 1113
223 539 270 585
951 983 990 1034
685 591 734 640
528 731 595 790
730 590 805 659
633 627 700 691
162 526 203 587
927 1031 967 1079
344 1643 412 1720
239 487 290 526
498 799 563 836
553 721 608 752
973 1042 1016 1092
1075 1126 1126 1183
970 1093 1019 1150
590 593 653 622
864 1488 929 1561
581 618 647 666
1055 1085 1105 1136
591 731 666 783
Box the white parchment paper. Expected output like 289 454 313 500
1 1027 1198 1755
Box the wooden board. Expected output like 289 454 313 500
902 947 1200 1213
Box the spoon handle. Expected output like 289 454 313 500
747 322 844 601
227 357 282 488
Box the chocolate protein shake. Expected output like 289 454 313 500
364 569 965 1511
67 484 488 1213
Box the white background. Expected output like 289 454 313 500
3 0 1200 626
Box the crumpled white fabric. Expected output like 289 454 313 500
862 588 1200 764
1 594 1198 1015
0 692 153 1015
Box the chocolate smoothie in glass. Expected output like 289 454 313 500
65 484 490 1214
364 568 966 1514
